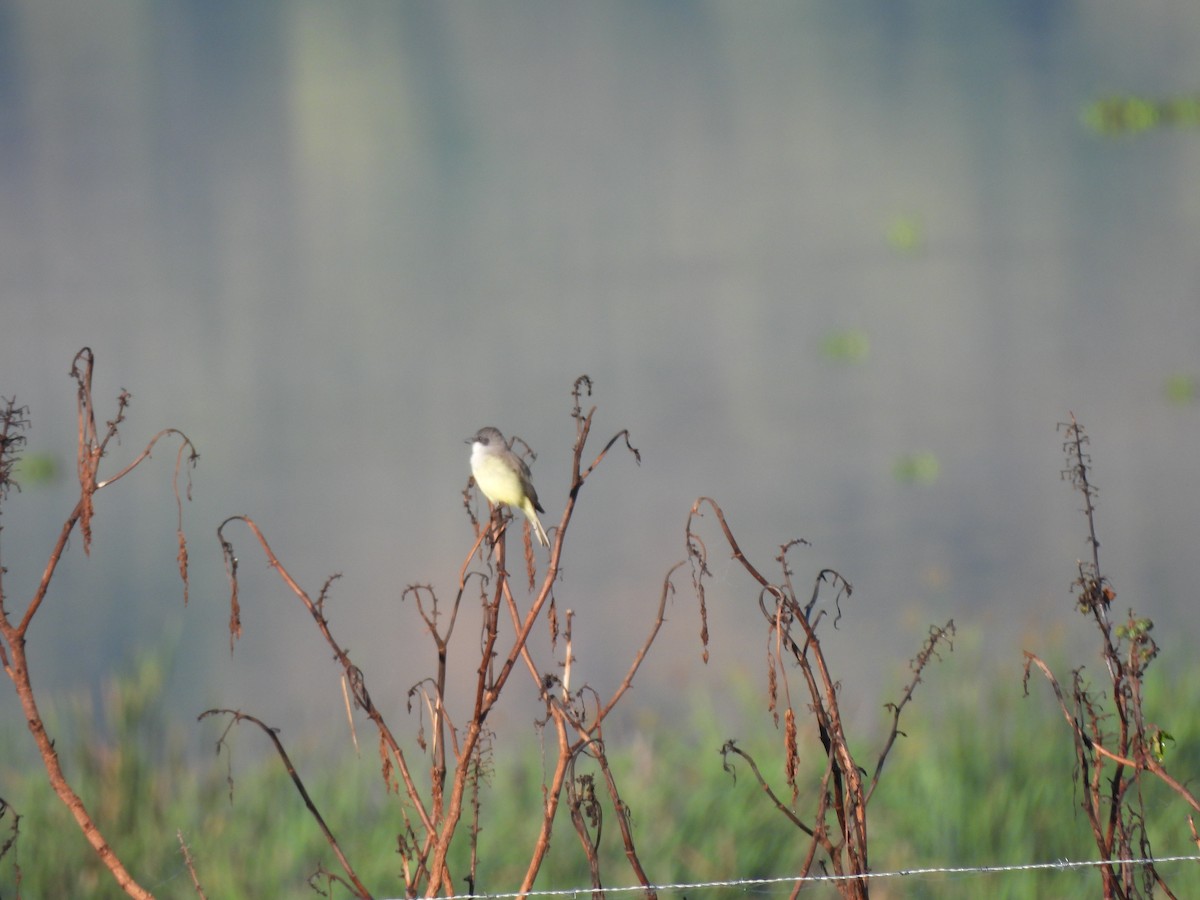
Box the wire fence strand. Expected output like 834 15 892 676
408 855 1200 900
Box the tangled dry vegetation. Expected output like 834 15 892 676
1 350 1196 899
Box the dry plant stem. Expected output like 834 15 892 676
0 797 19 874
1061 414 1121 681
1024 653 1200 810
593 746 653 891
500 578 544 686
595 562 683 723
406 581 468 821
688 497 951 900
521 711 573 895
1023 416 1193 900
428 404 642 896
474 407 658 900
501 580 567 897
868 622 956 802
0 348 198 900
721 741 813 835
177 830 208 900
691 501 864 863
310 865 365 898
0 629 152 898
219 521 425 806
201 710 372 899
790 629 869 898
428 516 554 893
511 567 678 900
464 734 491 896
216 513 446 897
565 751 603 894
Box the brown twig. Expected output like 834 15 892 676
595 562 683 723
869 621 956 802
177 830 207 899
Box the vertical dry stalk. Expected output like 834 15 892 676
1024 415 1199 900
513 563 680 900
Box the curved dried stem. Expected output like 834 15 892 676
687 495 950 899
720 740 813 835
595 561 684 722
22 421 196 636
200 709 372 898
216 515 436 840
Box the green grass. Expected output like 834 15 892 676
3 638 1200 899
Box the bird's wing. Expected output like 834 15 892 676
510 450 544 513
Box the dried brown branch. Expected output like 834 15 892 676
454 402 660 900
0 349 197 900
1025 653 1200 810
513 558 678 900
0 396 28 505
592 729 653 894
520 701 573 895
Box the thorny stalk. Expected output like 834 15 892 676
177 830 207 900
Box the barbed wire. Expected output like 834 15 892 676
409 854 1200 900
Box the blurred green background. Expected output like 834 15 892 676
5 646 1200 898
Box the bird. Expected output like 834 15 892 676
467 426 550 548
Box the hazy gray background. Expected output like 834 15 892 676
2 2 1199 740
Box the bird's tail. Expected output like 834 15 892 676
523 503 550 548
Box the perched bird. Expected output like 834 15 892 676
467 426 550 548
